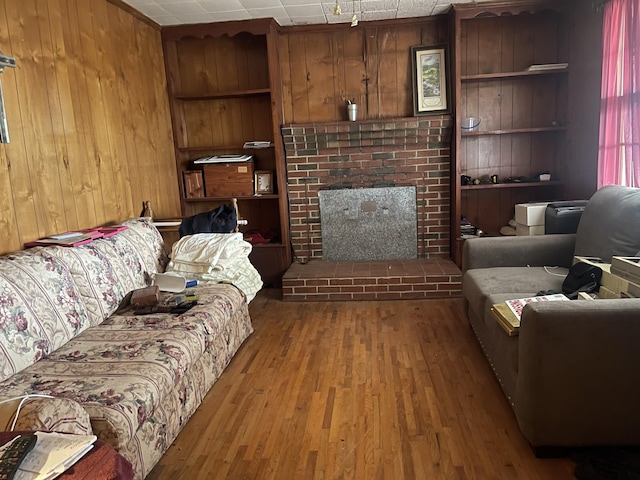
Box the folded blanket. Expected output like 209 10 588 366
165 233 262 301
167 233 251 274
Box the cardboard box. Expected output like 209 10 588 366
515 202 549 226
203 161 254 197
516 223 545 236
573 256 640 296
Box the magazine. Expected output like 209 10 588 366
505 293 569 320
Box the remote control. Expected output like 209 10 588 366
0 434 37 479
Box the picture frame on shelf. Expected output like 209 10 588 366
254 170 274 195
411 44 451 115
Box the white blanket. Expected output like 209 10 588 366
166 233 263 301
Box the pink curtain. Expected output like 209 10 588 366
598 0 640 188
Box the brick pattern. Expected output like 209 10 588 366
282 117 453 262
282 259 462 302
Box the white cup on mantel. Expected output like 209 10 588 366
347 104 358 121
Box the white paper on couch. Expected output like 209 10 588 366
505 293 569 320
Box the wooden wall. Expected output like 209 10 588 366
279 18 449 124
0 0 180 255
566 0 603 200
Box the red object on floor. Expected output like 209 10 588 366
0 432 134 480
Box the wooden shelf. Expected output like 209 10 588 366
461 181 563 191
461 126 566 136
185 194 279 202
251 242 285 249
178 144 274 153
461 69 569 81
173 88 271 100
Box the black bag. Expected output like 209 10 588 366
562 262 603 299
178 203 237 237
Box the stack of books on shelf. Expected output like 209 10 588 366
460 217 477 238
193 155 253 164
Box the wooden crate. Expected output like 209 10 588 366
203 161 254 197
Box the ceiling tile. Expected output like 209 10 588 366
121 0 495 26
160 2 208 15
198 0 245 12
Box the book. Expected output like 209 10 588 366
193 155 253 164
491 303 520 336
47 232 85 240
505 293 569 320
611 256 640 276
24 233 100 248
492 293 569 336
13 431 96 480
610 266 640 286
525 63 569 71
243 141 271 149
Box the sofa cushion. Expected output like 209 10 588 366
0 252 91 383
0 283 248 451
463 266 568 321
34 245 129 328
34 219 169 327
574 185 640 261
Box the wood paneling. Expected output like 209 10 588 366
279 18 448 123
0 0 180 254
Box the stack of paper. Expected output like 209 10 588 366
525 63 569 71
193 155 253 164
243 141 271 149
14 432 97 480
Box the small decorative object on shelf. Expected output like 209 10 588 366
140 200 154 220
254 170 274 195
183 171 204 198
347 100 358 121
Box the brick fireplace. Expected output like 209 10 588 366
282 116 453 261
279 116 462 301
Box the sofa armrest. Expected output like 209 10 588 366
0 397 93 435
515 299 640 447
461 234 576 273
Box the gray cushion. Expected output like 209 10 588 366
462 266 567 320
574 185 640 262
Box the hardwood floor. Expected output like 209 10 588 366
147 290 577 479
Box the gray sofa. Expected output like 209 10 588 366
461 185 640 451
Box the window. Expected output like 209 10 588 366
598 0 640 187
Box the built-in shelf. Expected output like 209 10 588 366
462 126 566 136
461 181 563 191
173 88 271 100
461 68 569 82
185 194 279 202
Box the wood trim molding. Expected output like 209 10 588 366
106 0 161 29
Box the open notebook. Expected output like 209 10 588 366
10 432 97 480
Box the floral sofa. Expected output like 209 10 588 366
0 219 254 479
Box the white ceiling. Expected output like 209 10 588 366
122 0 481 26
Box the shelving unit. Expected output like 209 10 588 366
450 0 571 266
161 19 291 286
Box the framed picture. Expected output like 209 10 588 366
411 44 451 115
254 170 274 194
